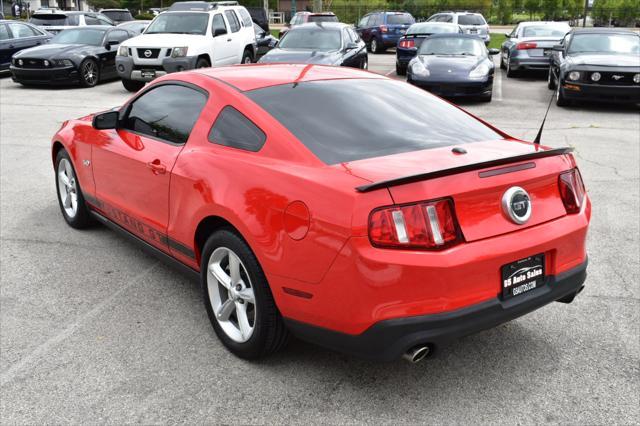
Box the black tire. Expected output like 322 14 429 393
196 57 211 69
361 56 368 70
506 55 517 78
122 78 145 92
201 229 289 359
480 91 493 102
54 149 91 229
556 83 570 107
547 68 557 90
241 49 253 64
79 58 99 87
499 52 506 70
371 37 383 54
396 62 406 76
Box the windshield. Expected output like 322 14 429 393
102 11 133 21
30 14 79 26
387 13 414 25
308 15 338 23
568 34 640 55
419 37 485 56
245 79 502 164
407 23 458 35
145 12 209 35
457 14 485 25
522 24 570 38
278 28 342 50
51 28 106 45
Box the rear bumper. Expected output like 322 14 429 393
562 82 640 104
381 33 403 47
285 259 587 361
10 65 79 85
116 55 199 82
396 48 417 66
510 55 552 70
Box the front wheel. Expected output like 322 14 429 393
241 49 253 64
79 59 99 87
480 91 493 102
547 68 557 90
122 78 145 92
55 149 91 229
556 83 570 107
196 57 211 68
361 56 368 70
201 230 289 359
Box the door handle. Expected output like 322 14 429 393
227 38 232 42
146 159 166 174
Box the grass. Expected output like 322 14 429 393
489 33 507 49
270 29 280 38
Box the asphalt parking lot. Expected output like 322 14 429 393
1 54 639 424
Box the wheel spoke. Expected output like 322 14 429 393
59 171 70 188
63 192 72 208
216 298 235 321
210 263 231 289
236 302 252 339
70 193 77 212
236 287 255 304
64 161 72 180
228 251 241 285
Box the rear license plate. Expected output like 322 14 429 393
400 29 406 34
141 69 156 79
543 49 552 56
501 254 545 300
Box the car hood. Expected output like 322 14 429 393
419 54 484 76
13 43 93 59
259 48 340 65
121 33 207 48
566 53 640 67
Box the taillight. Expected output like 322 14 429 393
558 169 586 214
380 25 388 33
368 198 462 250
516 42 537 50
398 39 415 49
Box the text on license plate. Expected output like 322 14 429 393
501 254 545 300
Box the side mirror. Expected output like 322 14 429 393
488 48 499 55
104 42 111 50
345 42 358 50
214 27 227 37
92 110 119 130
552 44 564 52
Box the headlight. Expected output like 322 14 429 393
117 45 128 57
590 72 601 82
54 59 74 67
568 71 581 81
43 59 50 67
171 47 188 58
17 59 23 66
411 60 430 77
634 74 640 84
469 63 490 78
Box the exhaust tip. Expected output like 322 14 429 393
403 345 430 364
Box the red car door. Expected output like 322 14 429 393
92 83 208 252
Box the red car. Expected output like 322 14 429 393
52 64 590 363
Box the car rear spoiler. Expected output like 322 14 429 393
355 147 574 193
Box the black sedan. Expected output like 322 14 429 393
10 26 135 87
407 34 499 102
259 22 368 69
253 22 278 60
548 28 640 106
0 20 51 71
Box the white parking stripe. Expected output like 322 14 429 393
494 61 503 102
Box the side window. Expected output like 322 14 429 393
441 15 453 23
209 106 266 152
372 14 382 26
0 25 9 40
106 30 129 44
427 15 438 22
84 15 101 25
8 23 39 38
238 8 253 27
347 28 359 42
211 13 227 36
97 16 113 25
123 85 207 145
358 15 369 27
224 10 240 33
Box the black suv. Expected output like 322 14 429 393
355 11 415 53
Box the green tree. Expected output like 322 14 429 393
87 0 120 9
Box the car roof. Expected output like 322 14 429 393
63 25 113 30
194 64 385 91
101 9 130 12
519 21 570 26
410 22 459 27
296 11 336 15
292 22 348 30
427 33 486 40
570 27 638 35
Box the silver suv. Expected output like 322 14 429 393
426 12 489 45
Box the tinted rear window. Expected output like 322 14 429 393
457 14 485 25
245 79 502 164
102 11 133 21
387 13 414 25
308 15 338 23
30 14 79 26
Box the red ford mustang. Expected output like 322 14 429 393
52 64 590 362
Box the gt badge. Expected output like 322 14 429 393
502 186 531 225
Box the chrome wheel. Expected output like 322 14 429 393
243 55 252 64
57 158 78 218
207 247 256 343
362 57 368 70
371 38 377 53
82 60 98 86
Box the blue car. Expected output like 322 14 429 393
355 11 415 54
396 22 462 75
407 34 499 102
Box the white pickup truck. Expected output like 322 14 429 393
116 1 257 92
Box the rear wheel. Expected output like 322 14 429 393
201 230 289 359
241 49 253 64
506 55 517 78
396 62 406 76
55 149 91 229
499 51 506 69
79 59 99 87
122 78 145 92
371 38 383 54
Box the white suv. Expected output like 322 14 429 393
426 11 490 45
116 1 256 92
